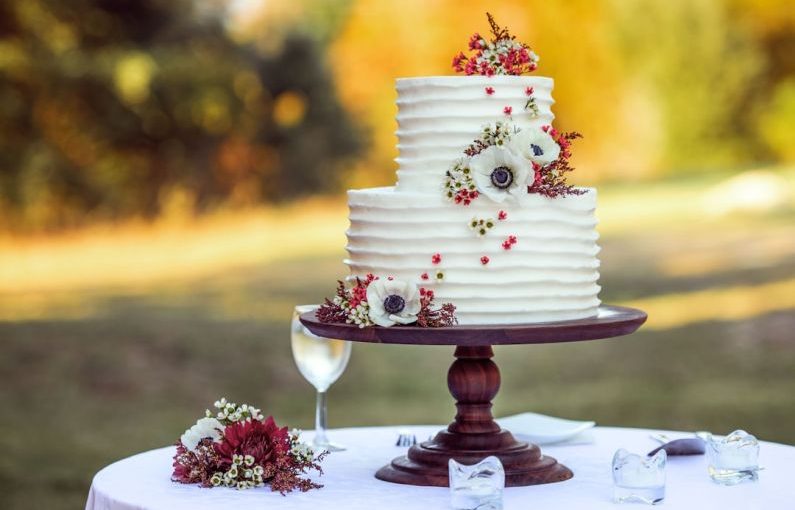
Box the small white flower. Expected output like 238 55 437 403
470 146 531 203
508 127 560 167
366 278 420 327
180 417 223 452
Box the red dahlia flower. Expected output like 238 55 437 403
214 417 289 470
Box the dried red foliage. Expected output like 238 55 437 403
416 288 458 328
529 129 586 198
172 438 222 487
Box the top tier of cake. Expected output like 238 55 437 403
395 75 554 192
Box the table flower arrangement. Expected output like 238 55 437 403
172 398 327 493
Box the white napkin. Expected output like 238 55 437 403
496 412 596 446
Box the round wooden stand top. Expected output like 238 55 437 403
300 305 647 346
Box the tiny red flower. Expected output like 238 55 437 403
468 33 484 50
525 86 534 96
498 210 507 221
431 253 442 265
502 240 512 250
387 276 394 280
421 272 429 280
485 86 495 95
508 235 518 245
503 106 513 115
480 256 490 265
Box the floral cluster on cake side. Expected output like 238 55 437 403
172 399 326 493
316 274 457 328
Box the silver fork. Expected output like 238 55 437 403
396 429 417 447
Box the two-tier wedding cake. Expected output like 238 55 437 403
319 15 600 327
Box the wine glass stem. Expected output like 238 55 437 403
315 390 329 445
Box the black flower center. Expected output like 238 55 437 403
490 166 514 189
531 144 544 157
383 294 406 314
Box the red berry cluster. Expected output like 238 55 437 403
431 253 442 264
348 273 377 308
419 287 435 299
501 235 518 250
453 188 479 205
542 125 575 160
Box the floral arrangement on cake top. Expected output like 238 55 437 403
445 13 585 204
316 274 457 328
452 13 539 76
172 399 326 493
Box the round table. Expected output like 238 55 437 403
86 425 794 510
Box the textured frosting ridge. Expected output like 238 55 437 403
395 76 554 192
345 187 601 325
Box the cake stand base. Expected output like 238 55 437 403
300 305 648 488
375 345 572 487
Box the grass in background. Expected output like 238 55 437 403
0 169 794 509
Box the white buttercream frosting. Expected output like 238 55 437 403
341 75 601 325
345 187 601 325
395 76 554 192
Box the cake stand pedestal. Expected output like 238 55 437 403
300 305 646 487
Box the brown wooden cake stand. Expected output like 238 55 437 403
300 305 646 488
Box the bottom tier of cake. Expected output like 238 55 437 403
345 187 601 325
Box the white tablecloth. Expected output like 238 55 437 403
86 425 794 510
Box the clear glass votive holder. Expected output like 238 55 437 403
449 456 505 510
705 430 760 485
612 449 666 505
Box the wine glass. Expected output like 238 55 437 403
291 304 352 452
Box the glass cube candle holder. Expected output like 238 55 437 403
612 449 666 505
705 430 760 485
449 456 505 510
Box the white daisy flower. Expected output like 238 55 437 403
470 146 531 203
366 278 420 327
508 127 560 167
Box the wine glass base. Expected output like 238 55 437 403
313 441 346 452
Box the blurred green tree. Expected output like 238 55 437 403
0 0 362 231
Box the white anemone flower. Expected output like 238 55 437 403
180 417 224 451
366 278 421 327
470 146 531 203
508 127 560 167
